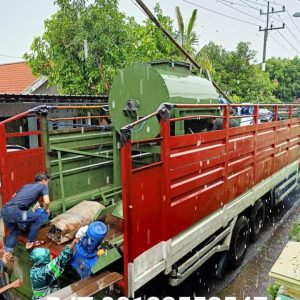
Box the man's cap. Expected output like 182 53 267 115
34 172 50 182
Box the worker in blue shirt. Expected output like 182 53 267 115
1 173 51 252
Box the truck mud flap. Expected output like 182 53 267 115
42 271 122 299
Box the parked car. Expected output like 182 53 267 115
6 145 26 152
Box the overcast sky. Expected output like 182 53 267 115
1 0 300 65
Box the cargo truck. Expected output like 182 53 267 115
0 61 299 299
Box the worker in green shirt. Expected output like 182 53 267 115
30 238 78 300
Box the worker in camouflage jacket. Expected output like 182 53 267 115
30 239 78 300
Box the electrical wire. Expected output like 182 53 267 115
242 0 267 7
277 30 300 55
284 26 300 47
269 34 294 55
257 0 285 6
240 0 261 11
0 54 23 59
217 0 264 23
217 0 259 11
182 0 260 26
287 10 300 36
130 0 148 19
276 13 300 47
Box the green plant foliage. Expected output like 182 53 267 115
128 4 180 62
25 0 136 94
174 6 214 75
203 41 277 102
175 6 198 55
24 1 180 94
288 223 300 242
266 57 300 102
24 1 297 103
267 284 280 300
25 1 118 94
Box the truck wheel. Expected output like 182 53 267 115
249 199 265 242
229 216 249 269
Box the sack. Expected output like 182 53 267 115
48 201 103 244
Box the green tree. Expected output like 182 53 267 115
174 6 214 74
25 1 180 94
175 6 198 55
266 57 300 102
24 0 136 94
128 4 179 62
204 41 276 102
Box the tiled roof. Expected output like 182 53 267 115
0 61 37 94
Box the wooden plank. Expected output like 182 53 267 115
42 271 122 299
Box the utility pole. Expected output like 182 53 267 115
259 1 285 71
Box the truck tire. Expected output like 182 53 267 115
229 216 249 269
249 199 265 242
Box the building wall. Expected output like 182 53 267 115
33 81 58 95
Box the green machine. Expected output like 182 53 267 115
109 61 220 140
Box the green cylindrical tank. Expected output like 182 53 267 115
109 61 219 140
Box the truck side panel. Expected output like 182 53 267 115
121 108 300 296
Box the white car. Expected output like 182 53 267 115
6 145 27 152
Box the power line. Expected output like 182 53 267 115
269 13 281 23
182 0 260 26
258 0 285 6
277 30 300 55
130 0 148 18
285 25 300 47
240 0 261 11
217 0 260 11
0 54 23 59
269 34 294 56
287 10 300 36
242 0 267 7
217 0 264 23
276 12 300 47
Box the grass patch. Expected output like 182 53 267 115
288 223 300 242
267 284 280 300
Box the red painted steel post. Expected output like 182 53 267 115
272 105 278 174
253 105 259 185
288 105 293 163
223 105 229 130
274 105 278 122
160 118 171 241
38 114 43 147
120 138 132 297
0 124 6 207
288 105 293 120
224 105 229 188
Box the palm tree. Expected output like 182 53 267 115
175 6 214 75
175 6 198 55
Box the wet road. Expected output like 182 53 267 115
137 187 300 299
218 190 300 299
